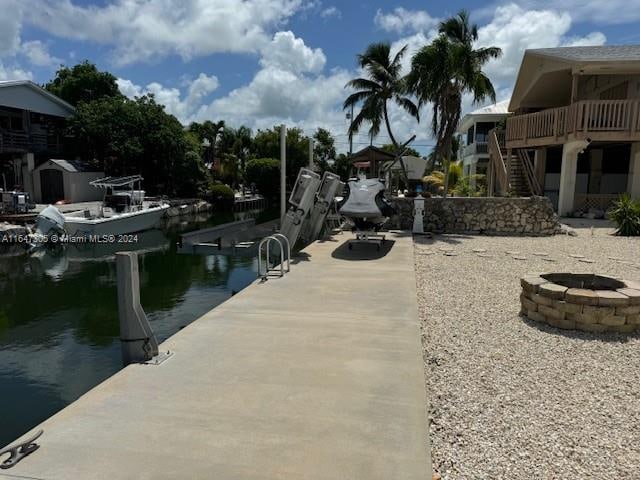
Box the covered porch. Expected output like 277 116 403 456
536 141 640 215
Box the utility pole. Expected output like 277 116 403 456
348 105 354 156
280 124 287 222
308 138 314 170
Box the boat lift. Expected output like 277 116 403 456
301 171 344 243
279 168 321 248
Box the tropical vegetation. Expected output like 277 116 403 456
343 42 419 187
609 194 640 236
345 9 501 196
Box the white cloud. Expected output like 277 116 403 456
0 0 23 56
374 7 438 34
117 73 219 124
0 62 32 81
562 32 607 47
22 0 305 65
260 31 326 74
477 4 606 86
320 6 341 19
20 40 61 67
513 0 640 24
198 33 348 132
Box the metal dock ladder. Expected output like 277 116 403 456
258 233 291 280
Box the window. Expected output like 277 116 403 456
601 144 630 174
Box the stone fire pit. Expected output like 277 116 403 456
520 273 640 333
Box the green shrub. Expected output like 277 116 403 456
608 194 640 236
209 183 234 201
245 158 280 199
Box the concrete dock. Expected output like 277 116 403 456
1 233 430 479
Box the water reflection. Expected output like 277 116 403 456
0 211 265 446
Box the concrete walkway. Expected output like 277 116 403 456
1 233 430 480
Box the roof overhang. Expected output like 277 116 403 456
0 80 75 118
509 50 640 112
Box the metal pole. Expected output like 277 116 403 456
280 124 287 221
308 138 314 170
349 105 354 156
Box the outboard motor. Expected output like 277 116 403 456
34 205 66 237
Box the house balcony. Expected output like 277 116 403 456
0 130 62 154
506 99 640 149
462 141 489 157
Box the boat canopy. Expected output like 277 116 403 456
90 175 143 188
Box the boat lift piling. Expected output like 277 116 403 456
116 251 171 366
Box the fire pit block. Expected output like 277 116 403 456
520 273 640 333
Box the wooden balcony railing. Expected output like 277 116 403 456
0 131 29 152
0 130 62 153
506 99 640 146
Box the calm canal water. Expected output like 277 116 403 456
0 209 273 447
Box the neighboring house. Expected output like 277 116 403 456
458 100 510 183
0 80 74 198
349 146 427 192
33 159 104 203
488 46 640 215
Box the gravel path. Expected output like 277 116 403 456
414 229 640 479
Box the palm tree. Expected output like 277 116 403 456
343 42 419 187
408 10 501 197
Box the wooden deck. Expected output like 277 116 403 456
506 99 640 149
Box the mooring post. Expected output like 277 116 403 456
116 251 159 366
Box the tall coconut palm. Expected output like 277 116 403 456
344 42 419 187
408 10 501 196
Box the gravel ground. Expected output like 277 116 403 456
414 227 640 479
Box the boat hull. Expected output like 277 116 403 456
64 205 169 237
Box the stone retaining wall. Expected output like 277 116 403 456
391 196 560 235
520 274 640 333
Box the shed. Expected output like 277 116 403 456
33 159 104 203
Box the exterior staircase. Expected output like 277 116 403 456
488 129 542 197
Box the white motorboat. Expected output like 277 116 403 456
62 176 169 236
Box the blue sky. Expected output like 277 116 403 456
2 0 640 154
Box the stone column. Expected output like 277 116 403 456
628 142 640 200
557 141 586 216
469 161 477 193
21 153 35 199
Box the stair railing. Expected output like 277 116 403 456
516 149 542 196
488 129 509 195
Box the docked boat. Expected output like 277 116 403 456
62 176 169 236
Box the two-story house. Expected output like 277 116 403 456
0 80 74 199
487 46 640 215
458 100 510 192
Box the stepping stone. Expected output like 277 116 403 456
608 257 623 261
512 256 527 260
472 248 487 253
578 258 595 264
569 254 585 259
506 251 521 255
476 253 493 258
542 258 557 262
444 252 458 257
417 251 435 256
532 252 549 257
